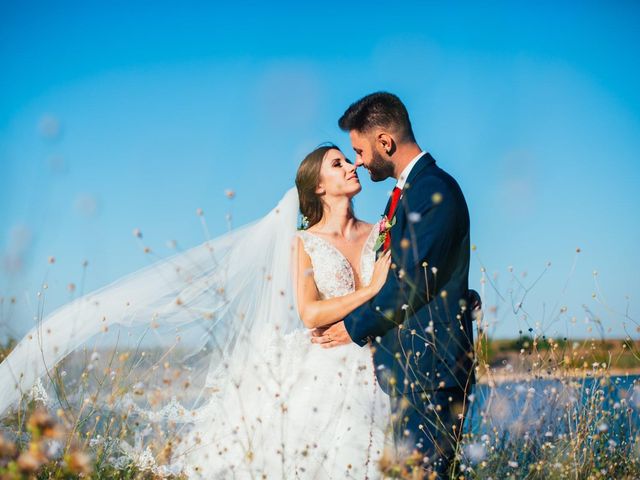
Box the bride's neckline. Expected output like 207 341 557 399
302 223 377 286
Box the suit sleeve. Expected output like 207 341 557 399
344 179 461 346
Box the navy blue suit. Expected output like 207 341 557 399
344 153 475 476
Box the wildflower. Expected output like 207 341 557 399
46 440 62 458
48 256 55 264
464 442 486 463
132 228 142 238
27 410 57 438
431 192 442 204
508 460 519 468
66 450 92 475
28 379 49 404
225 189 236 199
408 212 421 223
17 450 46 473
0 434 17 459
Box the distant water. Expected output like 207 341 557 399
465 375 640 440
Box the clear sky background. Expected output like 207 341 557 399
1 1 639 340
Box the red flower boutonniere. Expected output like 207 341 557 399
373 214 397 252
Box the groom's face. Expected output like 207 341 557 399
349 130 395 182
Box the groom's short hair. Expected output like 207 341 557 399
338 92 416 142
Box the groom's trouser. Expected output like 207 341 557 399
391 386 468 479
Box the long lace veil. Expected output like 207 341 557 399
0 188 302 462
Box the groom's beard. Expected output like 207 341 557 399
367 150 395 182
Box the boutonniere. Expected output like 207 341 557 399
373 214 397 252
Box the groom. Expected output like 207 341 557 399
312 92 477 478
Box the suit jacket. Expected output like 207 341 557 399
344 153 475 395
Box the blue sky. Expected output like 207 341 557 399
1 1 639 339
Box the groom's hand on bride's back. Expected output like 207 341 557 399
311 321 353 348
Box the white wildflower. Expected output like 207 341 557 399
28 378 49 404
464 442 486 463
408 212 422 223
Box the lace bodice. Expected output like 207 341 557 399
296 225 378 299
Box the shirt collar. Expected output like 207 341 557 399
396 151 426 190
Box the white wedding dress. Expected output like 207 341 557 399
178 225 391 479
0 188 390 479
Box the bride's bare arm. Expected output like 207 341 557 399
294 237 391 329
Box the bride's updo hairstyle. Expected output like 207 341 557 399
296 143 341 229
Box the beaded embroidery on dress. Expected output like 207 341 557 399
180 224 391 479
296 225 378 298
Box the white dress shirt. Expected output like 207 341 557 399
396 151 426 190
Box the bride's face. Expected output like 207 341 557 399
316 148 361 199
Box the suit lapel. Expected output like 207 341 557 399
404 152 435 190
391 153 436 242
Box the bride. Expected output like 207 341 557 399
0 144 395 478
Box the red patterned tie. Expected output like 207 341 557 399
383 187 402 251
